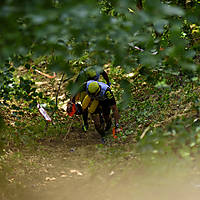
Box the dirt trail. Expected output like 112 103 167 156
2 130 200 200
25 145 200 200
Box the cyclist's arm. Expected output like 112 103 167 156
101 70 110 85
111 104 120 127
105 88 119 126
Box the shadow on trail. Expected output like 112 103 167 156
12 164 200 200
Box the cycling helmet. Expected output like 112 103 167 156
86 68 96 78
88 81 100 95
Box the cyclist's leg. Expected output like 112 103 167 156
81 94 91 132
82 109 88 132
101 101 112 131
82 94 91 110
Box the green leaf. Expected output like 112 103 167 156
154 19 168 33
162 5 185 16
181 63 198 71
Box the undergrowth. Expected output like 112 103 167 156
0 69 199 158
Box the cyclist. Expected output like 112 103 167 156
68 66 111 131
81 80 120 140
75 66 111 86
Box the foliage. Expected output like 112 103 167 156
1 0 199 70
136 116 200 158
0 61 57 121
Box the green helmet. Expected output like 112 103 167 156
86 68 96 78
88 81 100 95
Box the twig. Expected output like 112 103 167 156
140 126 151 139
63 118 73 141
50 72 65 118
35 69 56 79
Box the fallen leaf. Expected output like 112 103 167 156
109 171 115 176
70 169 83 176
8 178 15 183
45 177 56 181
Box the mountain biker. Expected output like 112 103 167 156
67 66 111 131
76 66 111 86
81 80 120 140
